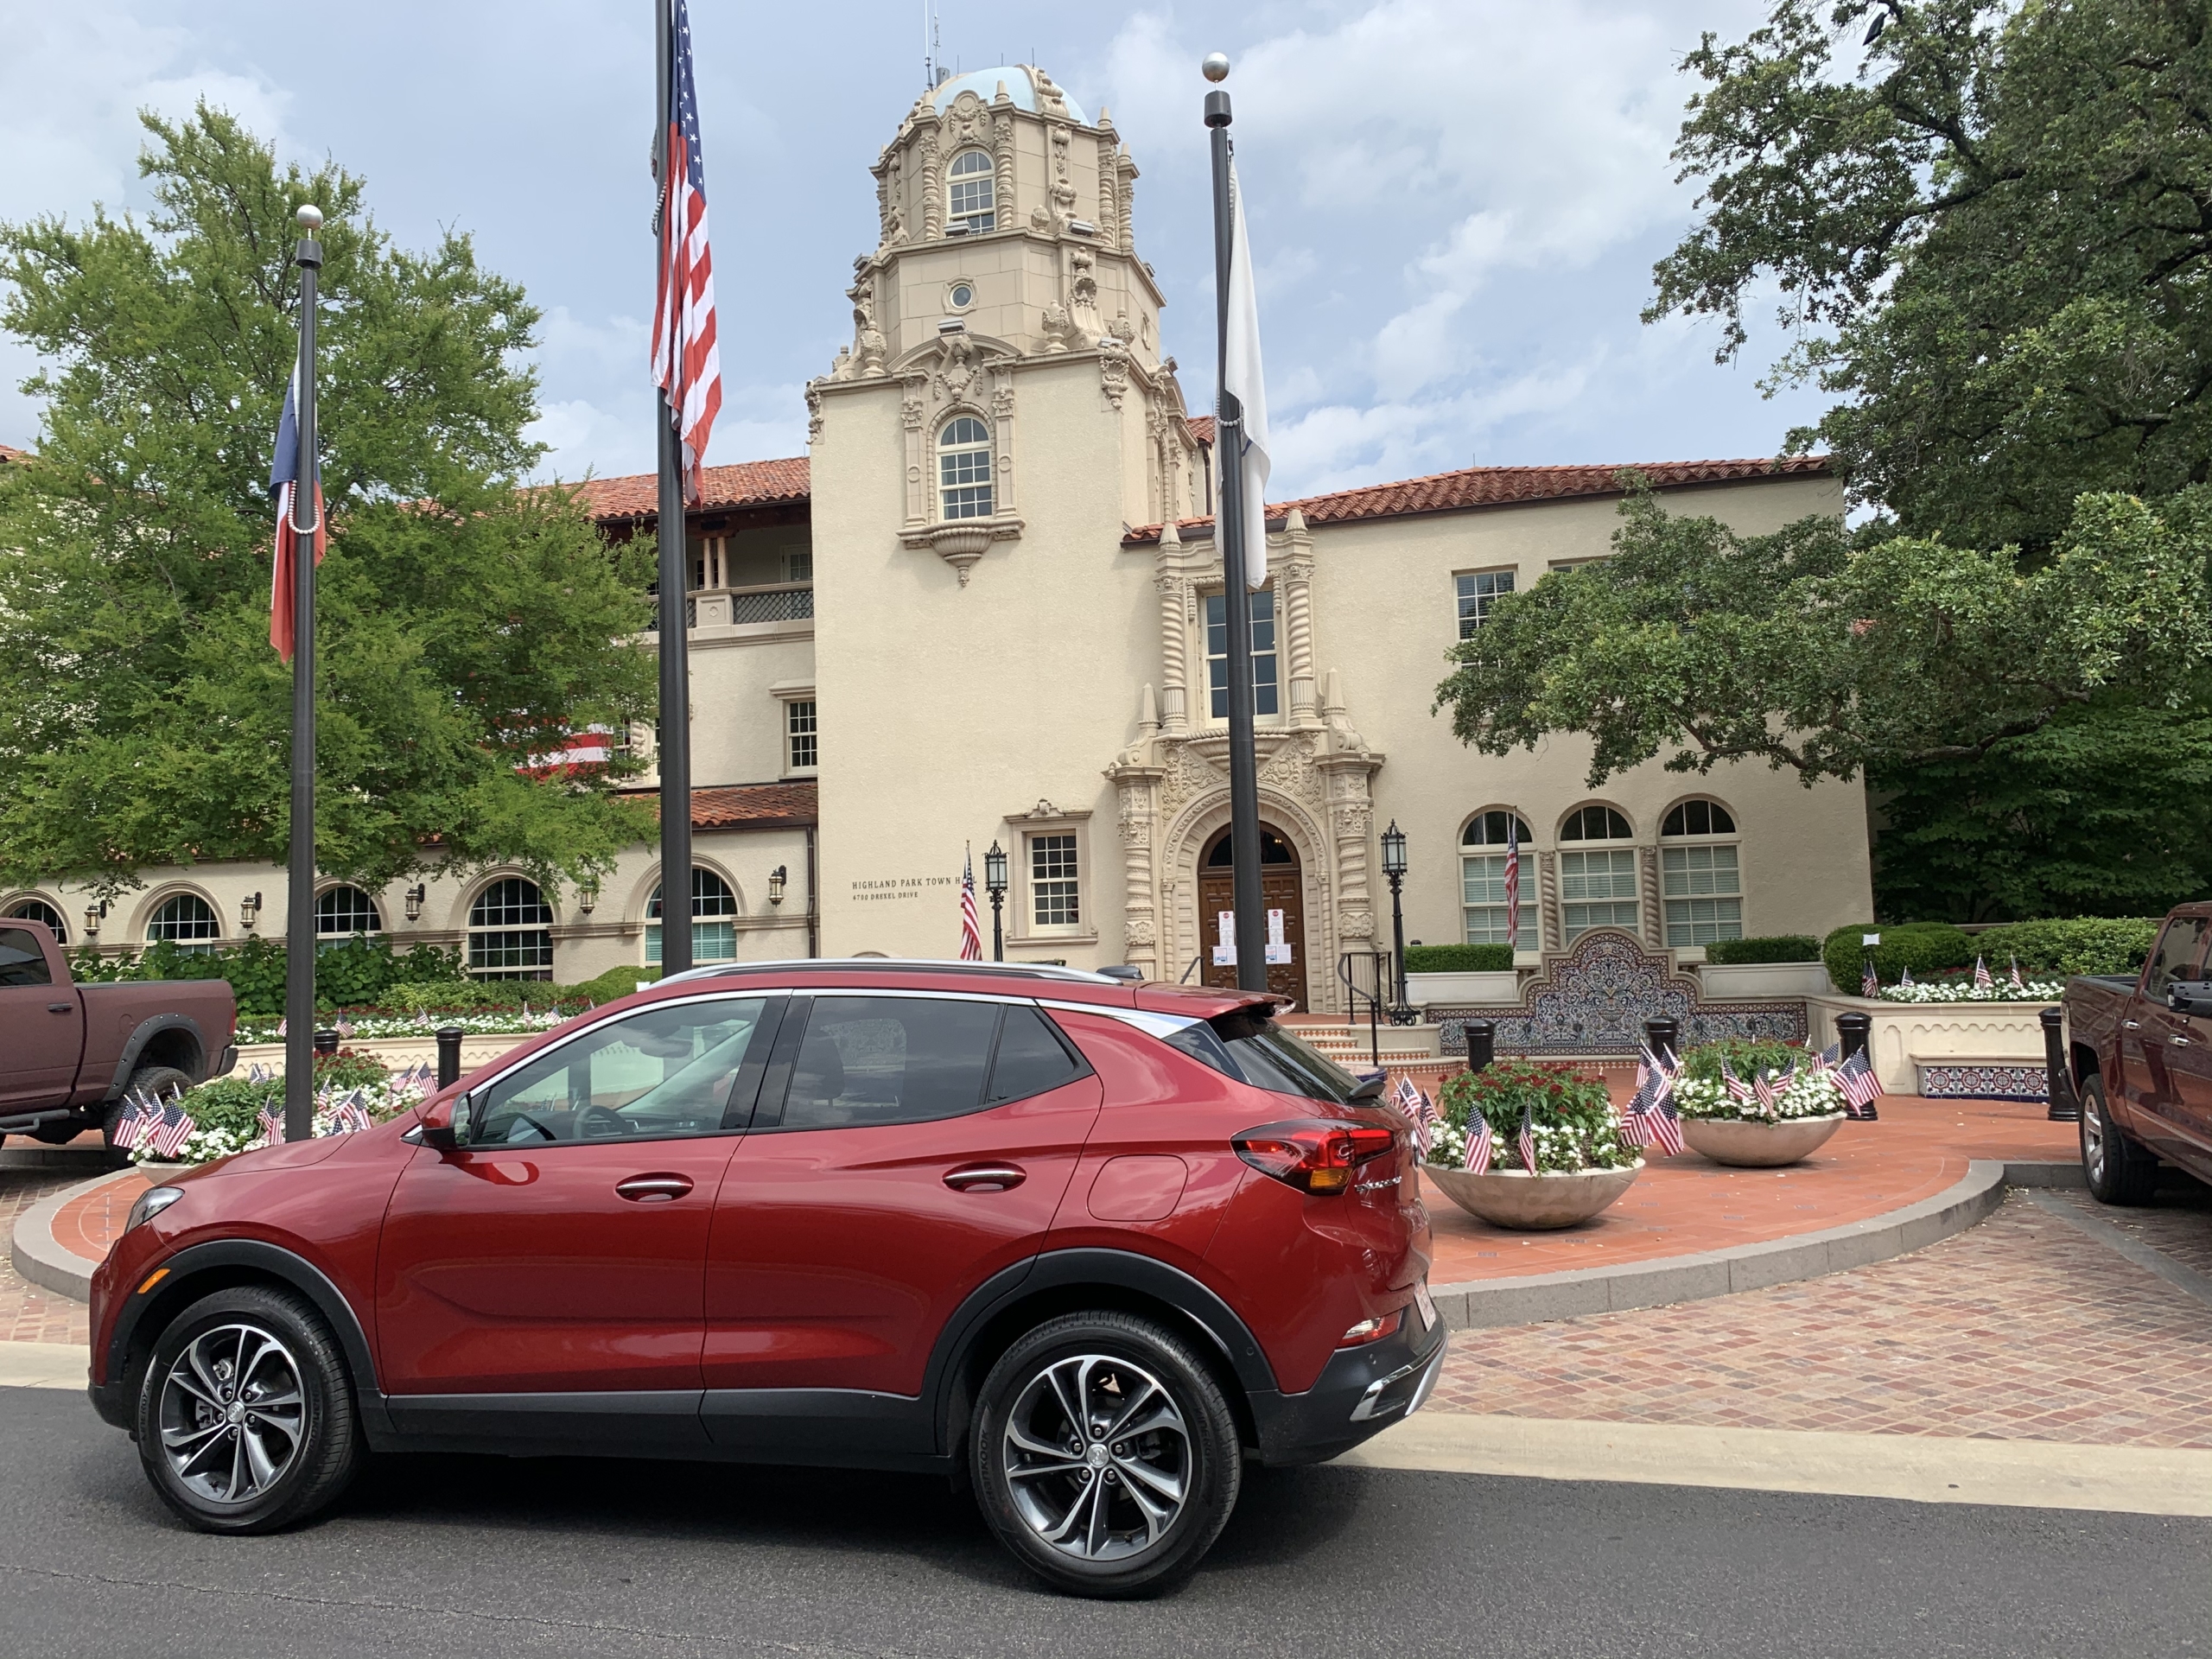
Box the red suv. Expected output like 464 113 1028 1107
88 960 1443 1596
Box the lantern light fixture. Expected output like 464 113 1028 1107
404 883 427 923
239 891 264 931
577 882 597 916
768 865 788 906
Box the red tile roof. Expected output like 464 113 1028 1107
572 456 810 522
0 443 24 463
1187 416 1215 445
623 779 817 830
1122 454 1833 543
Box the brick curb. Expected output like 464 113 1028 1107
1429 1158 2040 1330
9 1169 140 1304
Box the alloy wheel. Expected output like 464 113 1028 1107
157 1322 307 1506
1001 1353 1191 1561
2083 1096 2107 1185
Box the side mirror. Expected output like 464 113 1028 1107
418 1091 476 1152
1346 1072 1387 1103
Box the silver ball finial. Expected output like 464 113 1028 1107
296 204 323 232
1201 52 1230 83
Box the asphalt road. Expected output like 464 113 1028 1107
7 1389 2206 1659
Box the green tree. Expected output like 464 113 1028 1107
0 106 656 900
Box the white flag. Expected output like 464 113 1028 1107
1220 160 1272 590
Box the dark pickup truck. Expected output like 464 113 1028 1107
2062 902 2212 1203
0 919 236 1149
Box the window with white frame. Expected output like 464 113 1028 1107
468 877 554 980
1661 799 1743 945
938 416 993 519
786 699 818 772
1029 833 1080 929
147 893 219 954
4 898 67 945
947 149 996 233
1205 588 1279 719
783 547 813 583
1557 805 1637 940
1455 570 1514 639
1460 811 1531 945
647 868 740 964
315 885 382 945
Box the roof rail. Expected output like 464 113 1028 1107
654 957 1126 988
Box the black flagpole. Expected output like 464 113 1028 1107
283 205 323 1141
654 0 693 976
1206 73 1267 995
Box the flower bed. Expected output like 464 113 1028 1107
1673 1039 1846 1122
142 1050 434 1166
1877 976 2064 1004
1431 1059 1636 1173
234 1006 580 1045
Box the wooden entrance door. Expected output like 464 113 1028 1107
1197 826 1309 1010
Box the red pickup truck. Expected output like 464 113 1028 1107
0 919 237 1150
2062 902 2212 1203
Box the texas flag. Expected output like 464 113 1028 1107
268 366 325 663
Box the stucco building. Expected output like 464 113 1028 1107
3 66 1871 1007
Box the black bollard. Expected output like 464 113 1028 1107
1836 1009 1878 1120
313 1028 339 1058
435 1026 464 1090
1643 1014 1681 1069
1464 1020 1496 1075
2040 1007 2082 1122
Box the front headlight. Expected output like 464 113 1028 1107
124 1186 183 1234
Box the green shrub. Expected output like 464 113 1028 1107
176 1074 276 1141
1702 935 1821 965
567 963 662 1007
1821 923 1976 994
69 935 467 1015
1403 944 1515 973
1974 917 2161 977
1435 1058 1630 1173
1679 1037 1812 1084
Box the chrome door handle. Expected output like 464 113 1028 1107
2173 1036 2194 1047
48 1003 73 1014
2122 1020 2142 1030
944 1164 1026 1192
614 1174 694 1203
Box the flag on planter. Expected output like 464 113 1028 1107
1898 963 1915 987
1974 955 1993 990
1516 1103 1537 1175
1393 1074 1435 1158
149 1102 196 1160
1646 1087 1684 1157
2008 955 2026 992
1751 1065 1780 1120
111 1094 150 1152
1464 1109 1494 1174
1837 1048 1882 1118
256 1103 282 1149
1861 959 1879 997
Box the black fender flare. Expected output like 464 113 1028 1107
105 1238 386 1433
918 1247 1278 1454
104 1014 211 1100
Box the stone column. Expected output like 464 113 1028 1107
1538 849 1562 952
1640 845 1665 950
1155 523 1189 735
1282 509 1317 728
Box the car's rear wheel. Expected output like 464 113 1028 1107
2081 1073 2158 1205
970 1311 1241 1599
137 1285 360 1534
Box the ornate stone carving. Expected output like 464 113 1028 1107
1069 247 1102 340
805 383 823 441
1049 124 1078 226
1033 68 1071 118
1096 128 1120 248
899 376 927 431
1039 302 1080 353
932 330 980 403
1097 315 1135 410
993 110 1014 222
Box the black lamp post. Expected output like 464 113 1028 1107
983 840 1008 962
1380 819 1409 1018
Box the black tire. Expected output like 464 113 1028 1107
105 1065 194 1150
136 1284 361 1535
2081 1072 2158 1206
969 1311 1242 1599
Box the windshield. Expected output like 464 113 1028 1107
1162 1007 1365 1104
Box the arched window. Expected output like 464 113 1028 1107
646 868 740 965
947 148 995 234
468 877 554 980
1556 806 1637 941
1661 799 1743 946
315 884 382 945
938 416 993 520
4 898 67 945
1459 812 1531 946
147 893 219 955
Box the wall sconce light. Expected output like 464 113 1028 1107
83 899 109 938
577 882 598 916
768 866 788 906
404 883 427 923
239 891 264 931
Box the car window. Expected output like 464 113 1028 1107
470 996 776 1146
986 1006 1089 1104
0 928 51 988
776 995 1002 1129
1161 1007 1364 1104
2143 918 2210 1000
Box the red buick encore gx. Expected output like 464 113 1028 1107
89 959 1446 1596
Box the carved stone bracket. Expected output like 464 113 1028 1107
900 518 1025 585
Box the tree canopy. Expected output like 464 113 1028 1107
0 107 655 899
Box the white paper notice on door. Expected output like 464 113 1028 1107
1265 907 1292 964
1212 908 1236 966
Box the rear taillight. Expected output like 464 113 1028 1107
1232 1118 1396 1195
1340 1309 1404 1346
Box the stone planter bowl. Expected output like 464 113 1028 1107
1421 1160 1643 1230
1681 1113 1846 1168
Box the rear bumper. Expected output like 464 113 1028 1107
212 1046 238 1080
1244 1304 1449 1466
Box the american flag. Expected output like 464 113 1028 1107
1619 1050 1656 1148
1503 817 1521 950
149 1102 196 1160
1646 1083 1684 1157
1394 1075 1438 1158
1974 955 1993 989
1463 1109 1494 1174
1516 1103 1537 1174
1862 958 1879 997
1751 1064 1780 1119
1898 963 1915 987
111 1093 151 1152
266 365 326 664
958 848 984 961
256 1102 282 1149
2008 955 2026 992
651 0 722 503
1837 1048 1883 1118
1721 1055 1756 1113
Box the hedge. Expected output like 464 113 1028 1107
1403 944 1515 973
1972 918 2160 978
380 963 662 1015
1821 923 1976 994
67 936 467 1016
1703 935 1821 965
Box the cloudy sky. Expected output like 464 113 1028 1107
0 0 1827 500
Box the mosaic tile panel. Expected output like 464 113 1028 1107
1918 1063 2048 1102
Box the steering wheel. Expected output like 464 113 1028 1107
576 1104 634 1140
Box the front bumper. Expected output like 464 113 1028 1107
1243 1300 1449 1466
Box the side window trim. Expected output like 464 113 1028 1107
747 995 814 1131
982 1004 1096 1107
718 995 792 1132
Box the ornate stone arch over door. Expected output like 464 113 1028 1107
1159 788 1334 1011
1195 823 1308 1007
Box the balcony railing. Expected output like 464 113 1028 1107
644 582 813 632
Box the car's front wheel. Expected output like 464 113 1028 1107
137 1285 361 1534
970 1311 1242 1598
2082 1072 2158 1206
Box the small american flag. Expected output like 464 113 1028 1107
650 0 723 502
1503 817 1521 950
1862 959 1879 997
1751 1065 1780 1119
149 1102 196 1160
1619 1047 1658 1148
1721 1055 1755 1112
1974 955 1993 989
2008 955 2025 992
958 847 984 961
1516 1103 1537 1174
111 1093 151 1152
1897 963 1915 987
1647 1089 1683 1156
1393 1074 1435 1158
1463 1109 1494 1174
256 1103 283 1149
1837 1048 1883 1118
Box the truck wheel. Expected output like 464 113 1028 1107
2081 1073 2157 1206
137 1284 361 1535
969 1310 1243 1599
105 1065 194 1148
